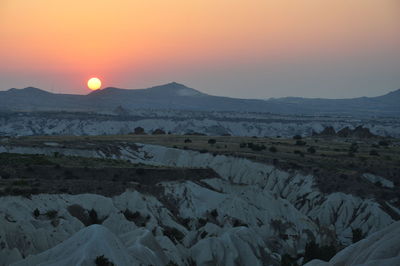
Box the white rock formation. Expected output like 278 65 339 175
363 173 395 188
11 225 140 266
0 111 399 137
0 142 398 265
305 221 400 266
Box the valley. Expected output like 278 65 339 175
0 134 399 265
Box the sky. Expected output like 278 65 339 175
0 0 399 98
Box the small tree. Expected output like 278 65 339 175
295 140 306 146
95 255 115 266
293 135 302 140
352 228 364 243
349 143 358 153
33 208 40 218
133 127 145 135
208 139 216 145
307 146 316 154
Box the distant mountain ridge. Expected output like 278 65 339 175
0 82 399 116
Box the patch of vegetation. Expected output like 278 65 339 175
269 146 278 153
45 210 58 219
163 226 185 243
295 140 306 146
303 241 336 263
95 255 115 266
232 218 248 227
352 228 364 243
378 140 389 147
281 254 298 266
133 127 145 135
12 180 29 186
307 147 316 154
123 209 141 221
249 143 266 151
208 139 216 144
135 168 145 175
210 209 218 218
293 135 302 140
349 143 359 153
369 150 379 156
33 208 40 218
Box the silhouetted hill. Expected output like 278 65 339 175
0 83 399 116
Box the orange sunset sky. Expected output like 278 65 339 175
0 0 399 98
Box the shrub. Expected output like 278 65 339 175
250 144 266 151
378 140 389 147
45 210 58 219
369 150 379 156
239 142 247 148
293 150 304 157
303 241 336 263
184 138 192 143
197 218 207 228
136 168 145 175
163 226 185 243
307 147 316 154
352 228 364 243
133 127 145 135
269 146 277 153
123 209 141 221
59 188 69 193
295 140 306 146
293 135 302 140
95 255 115 266
12 180 28 186
349 143 358 153
232 218 248 227
33 208 40 218
89 209 100 224
208 139 216 144
281 254 298 266
152 128 166 135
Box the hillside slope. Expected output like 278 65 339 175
1 83 399 116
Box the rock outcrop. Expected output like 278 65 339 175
0 143 398 265
305 221 400 266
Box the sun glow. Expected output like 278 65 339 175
87 77 102 90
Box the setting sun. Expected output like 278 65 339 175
87 77 102 90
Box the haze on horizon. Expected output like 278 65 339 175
1 0 399 99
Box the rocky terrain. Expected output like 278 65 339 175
1 110 399 138
305 221 400 266
0 137 399 265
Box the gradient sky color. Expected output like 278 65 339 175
1 0 399 98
